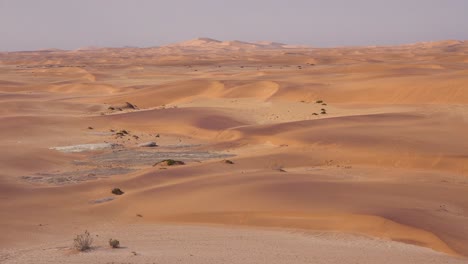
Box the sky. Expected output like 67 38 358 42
1 0 467 51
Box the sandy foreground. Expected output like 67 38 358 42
1 39 468 263
1 224 466 264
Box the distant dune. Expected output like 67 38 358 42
166 37 291 50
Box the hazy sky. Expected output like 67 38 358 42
1 0 467 51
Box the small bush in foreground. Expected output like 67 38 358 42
109 238 120 248
112 188 124 195
74 230 93 251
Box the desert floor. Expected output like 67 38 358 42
0 39 467 263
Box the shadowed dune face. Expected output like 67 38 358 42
1 40 468 262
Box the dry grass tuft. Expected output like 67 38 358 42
73 230 93 251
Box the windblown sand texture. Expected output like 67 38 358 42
1 38 468 263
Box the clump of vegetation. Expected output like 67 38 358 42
153 159 185 167
73 230 93 251
272 164 287 173
109 238 120 248
278 168 287 172
111 188 124 195
316 100 324 104
224 160 234 164
116 129 129 137
125 102 137 110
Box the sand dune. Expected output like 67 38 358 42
1 39 468 263
168 38 289 51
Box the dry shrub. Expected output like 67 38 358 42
74 230 93 251
109 238 120 248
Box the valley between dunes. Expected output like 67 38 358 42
1 39 468 263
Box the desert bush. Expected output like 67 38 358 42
73 230 93 251
316 100 323 104
154 159 185 166
112 188 124 195
125 102 137 109
224 160 234 164
166 159 184 166
109 238 120 248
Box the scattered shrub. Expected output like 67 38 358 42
112 188 124 195
125 102 137 110
109 238 120 248
316 100 323 104
154 159 185 166
224 160 234 164
73 230 93 251
115 130 129 137
273 165 286 172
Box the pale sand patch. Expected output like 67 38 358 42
50 143 121 153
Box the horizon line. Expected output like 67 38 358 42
1 38 467 53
